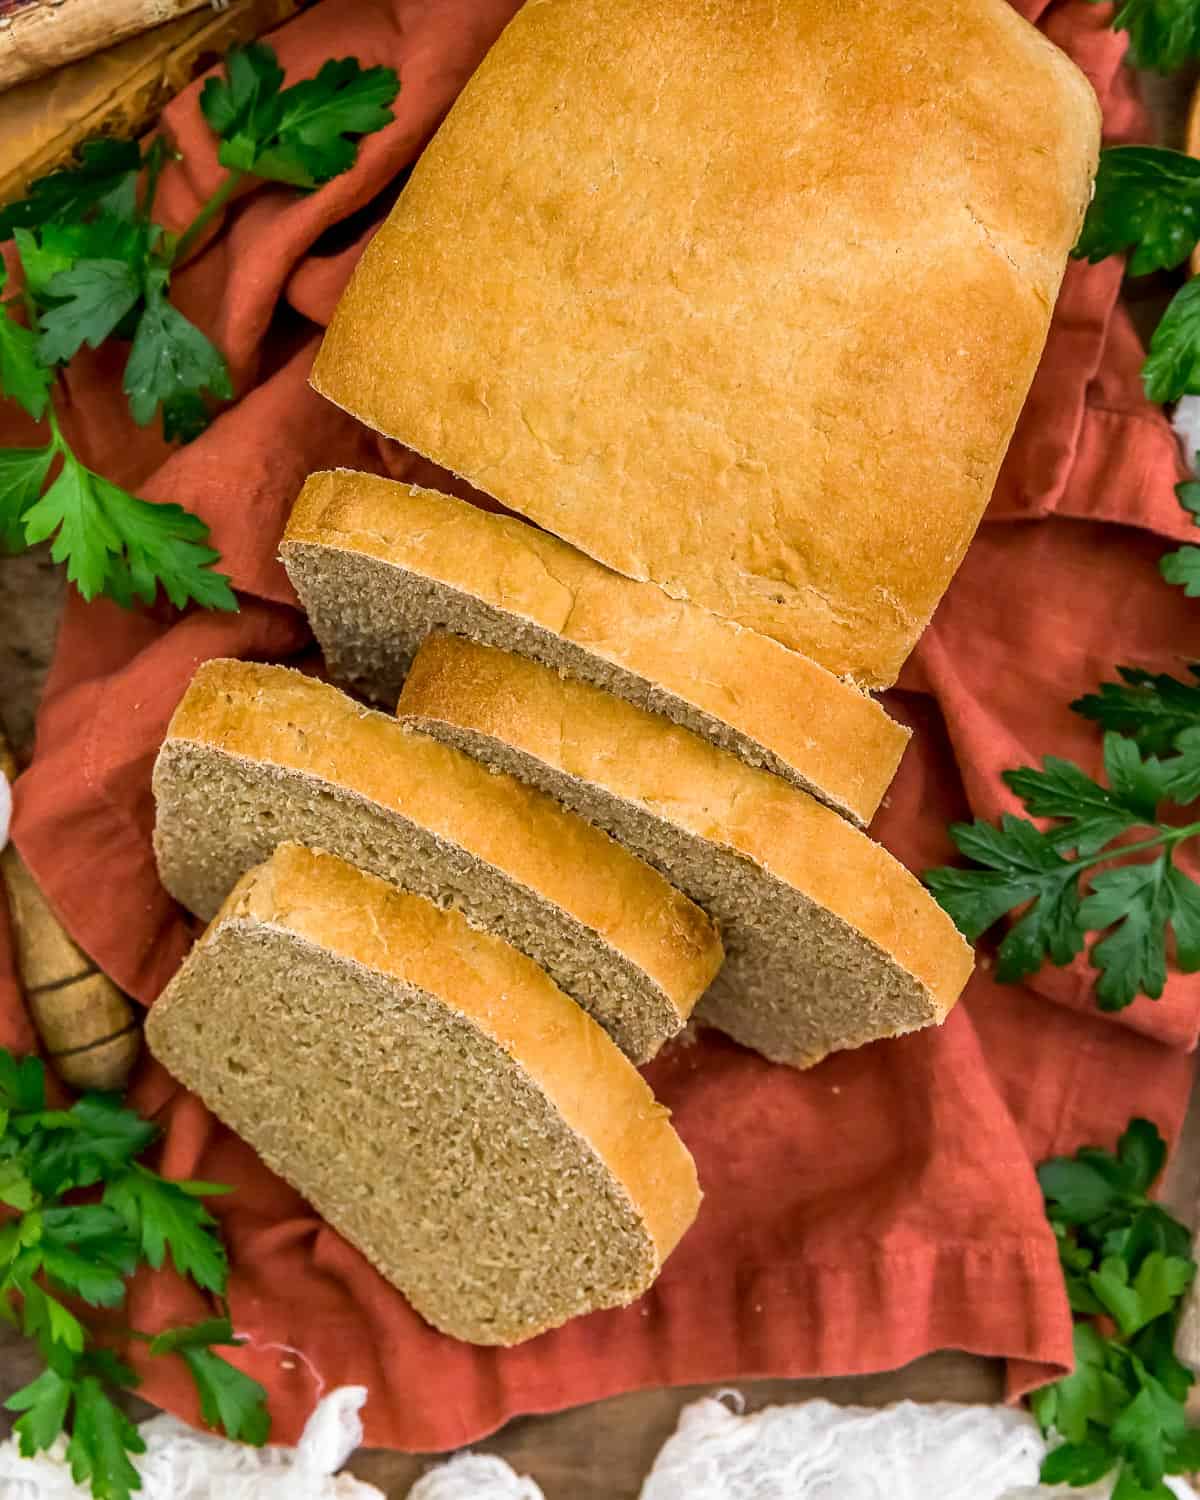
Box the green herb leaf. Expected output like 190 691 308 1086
1074 667 1200 755
19 1281 86 1361
22 1095 158 1196
5 1365 74 1457
104 1166 229 1294
1144 277 1200 402
1080 858 1173 1010
1004 746 1149 853
201 43 399 189
0 1051 46 1113
66 1375 146 1500
178 1344 270 1445
21 447 235 611
36 260 142 366
123 266 231 433
1074 145 1200 274
1120 1119 1169 1195
0 444 55 553
148 1314 241 1355
1092 0 1200 72
0 140 142 240
1040 1439 1116 1485
924 814 1084 973
0 266 53 421
1166 1427 1200 1472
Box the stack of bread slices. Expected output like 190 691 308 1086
145 0 1099 1346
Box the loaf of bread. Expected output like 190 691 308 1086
282 469 910 826
146 843 701 1345
398 635 975 1068
153 659 722 1063
311 0 1099 685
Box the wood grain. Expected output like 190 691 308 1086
0 0 301 205
0 0 215 90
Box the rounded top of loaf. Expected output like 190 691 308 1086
312 0 1100 686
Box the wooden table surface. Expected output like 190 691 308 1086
0 51 1197 1500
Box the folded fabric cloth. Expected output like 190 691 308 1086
0 1387 380 1499
3 0 1198 1455
636 1396 1199 1500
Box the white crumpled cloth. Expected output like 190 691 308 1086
637 1396 1198 1500
405 1396 1200 1499
0 1386 381 1500
1 1386 1196 1498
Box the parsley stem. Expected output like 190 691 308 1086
172 171 246 269
1072 819 1200 872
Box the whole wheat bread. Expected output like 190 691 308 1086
397 635 975 1069
281 469 910 826
152 659 722 1064
146 843 701 1346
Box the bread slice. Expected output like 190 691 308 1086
146 843 701 1345
397 635 975 1068
152 660 722 1064
281 469 910 827
310 0 1099 685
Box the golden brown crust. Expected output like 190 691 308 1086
163 660 722 1018
311 0 1099 685
283 468 910 824
398 635 974 1016
195 844 701 1264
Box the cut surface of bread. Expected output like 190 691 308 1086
152 659 721 1064
398 635 975 1069
282 468 910 826
146 844 701 1346
311 0 1099 685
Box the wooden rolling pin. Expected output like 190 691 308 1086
0 0 214 92
0 732 140 1091
0 0 302 206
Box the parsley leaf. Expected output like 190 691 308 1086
0 266 53 421
178 1345 271 1446
1035 1120 1200 1498
123 265 231 433
19 1094 158 1196
0 140 142 240
37 260 143 367
67 1376 145 1500
1143 277 1200 402
1074 146 1200 275
0 1048 271 1497
21 442 236 612
6 1365 74 1457
1089 0 1200 72
149 1315 269 1443
104 1166 230 1293
925 734 1200 1010
1074 666 1200 755
201 43 400 189
0 445 55 553
1079 857 1173 1009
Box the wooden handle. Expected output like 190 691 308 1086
0 0 212 91
0 0 302 208
0 734 140 1092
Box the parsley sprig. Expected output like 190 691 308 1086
0 1049 268 1500
1034 1119 1200 1497
924 724 1200 1010
0 42 399 612
1083 0 1200 73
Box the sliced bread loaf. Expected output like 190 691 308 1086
280 469 910 826
153 660 722 1063
397 635 975 1069
146 843 701 1345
